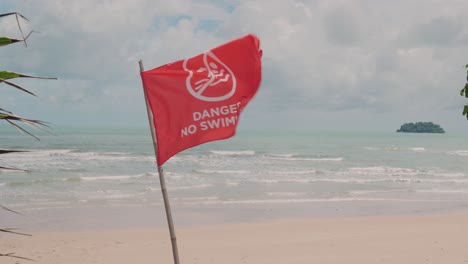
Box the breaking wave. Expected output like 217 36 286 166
209 150 255 156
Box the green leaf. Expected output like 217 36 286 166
0 36 18 47
0 12 30 47
0 31 35 47
463 105 468 117
461 83 468 97
0 71 56 80
0 71 20 80
0 71 56 96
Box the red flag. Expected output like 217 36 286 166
140 34 262 166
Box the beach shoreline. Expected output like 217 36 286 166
2 211 468 264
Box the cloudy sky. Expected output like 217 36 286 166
1 0 468 133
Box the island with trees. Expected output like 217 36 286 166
396 122 445 133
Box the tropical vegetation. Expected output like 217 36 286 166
396 122 445 133
461 65 468 119
1 12 55 261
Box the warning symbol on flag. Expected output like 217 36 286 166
183 51 237 102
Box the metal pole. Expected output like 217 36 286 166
139 60 181 264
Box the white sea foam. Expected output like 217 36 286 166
448 150 468 156
346 167 419 177
171 184 212 190
196 169 250 174
209 150 255 156
71 152 142 161
248 177 468 184
432 172 465 178
349 167 415 173
0 169 26 173
348 189 412 195
178 197 450 205
365 147 427 152
266 192 305 197
81 174 146 181
362 147 378 150
267 170 316 175
409 147 426 152
415 189 468 194
274 157 343 162
249 178 328 184
144 187 160 192
105 193 146 199
175 196 219 201
32 149 74 155
267 153 296 158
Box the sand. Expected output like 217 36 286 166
2 212 468 264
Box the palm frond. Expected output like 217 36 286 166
0 71 56 96
0 149 29 155
0 71 57 81
0 165 28 172
0 30 35 47
0 253 34 261
0 12 29 21
0 205 22 215
0 110 51 140
0 78 37 96
0 228 30 236
0 12 30 47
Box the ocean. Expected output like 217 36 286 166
1 127 468 228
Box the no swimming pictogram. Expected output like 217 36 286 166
183 51 237 102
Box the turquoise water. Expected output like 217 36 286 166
1 127 468 227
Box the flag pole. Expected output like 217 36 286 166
139 60 181 264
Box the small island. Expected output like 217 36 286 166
396 122 445 133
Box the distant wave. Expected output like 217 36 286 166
175 196 219 201
273 157 343 162
71 152 151 162
347 189 468 196
177 197 455 205
80 174 147 181
363 147 426 152
247 177 468 184
415 189 468 194
348 189 413 195
266 192 305 197
0 169 26 173
171 184 213 190
266 153 296 158
195 169 250 174
448 150 468 156
408 147 426 152
2 149 73 156
348 166 416 174
5 177 81 187
209 150 255 156
346 167 465 178
434 172 465 178
267 170 317 175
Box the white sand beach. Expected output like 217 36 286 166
2 212 468 264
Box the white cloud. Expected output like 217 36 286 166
2 0 468 131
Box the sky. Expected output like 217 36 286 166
1 0 468 133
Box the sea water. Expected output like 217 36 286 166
1 127 468 227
